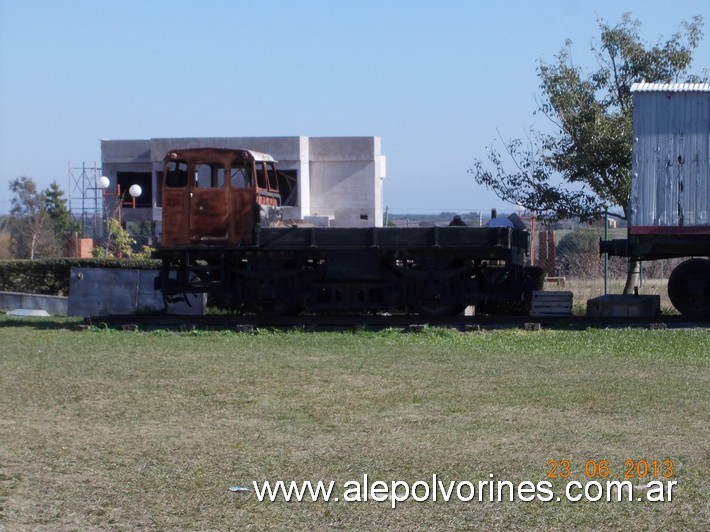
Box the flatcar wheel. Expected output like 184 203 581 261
412 301 466 317
668 258 710 319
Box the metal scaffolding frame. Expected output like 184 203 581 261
68 162 104 238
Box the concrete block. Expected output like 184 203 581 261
302 215 331 227
586 294 660 318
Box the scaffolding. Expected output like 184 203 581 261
68 162 104 238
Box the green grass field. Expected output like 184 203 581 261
1 317 708 530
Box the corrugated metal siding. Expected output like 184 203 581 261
631 82 710 92
630 87 710 228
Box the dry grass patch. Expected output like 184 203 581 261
0 319 708 530
561 277 677 314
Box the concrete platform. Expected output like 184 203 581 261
586 294 660 318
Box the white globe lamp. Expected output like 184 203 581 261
129 184 142 198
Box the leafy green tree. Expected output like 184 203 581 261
0 216 11 259
45 181 78 243
470 14 706 293
9 176 51 259
92 218 136 258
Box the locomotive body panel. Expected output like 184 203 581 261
161 187 190 245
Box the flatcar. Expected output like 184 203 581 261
601 83 710 318
153 147 538 315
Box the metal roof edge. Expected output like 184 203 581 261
631 82 710 92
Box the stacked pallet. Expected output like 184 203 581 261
530 290 574 317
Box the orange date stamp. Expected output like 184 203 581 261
547 459 674 480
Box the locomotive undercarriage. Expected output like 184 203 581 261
156 246 529 316
155 225 533 316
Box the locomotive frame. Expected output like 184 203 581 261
153 148 536 315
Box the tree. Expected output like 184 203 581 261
9 176 50 259
45 181 79 249
0 216 11 259
92 218 133 258
469 14 706 293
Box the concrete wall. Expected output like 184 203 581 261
100 139 156 226
67 268 205 317
309 137 384 227
0 291 68 315
101 136 384 230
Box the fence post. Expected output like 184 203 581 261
604 212 609 295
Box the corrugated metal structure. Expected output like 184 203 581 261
601 82 710 318
630 82 710 229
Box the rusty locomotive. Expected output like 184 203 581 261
153 147 537 315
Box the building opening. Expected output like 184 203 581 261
117 172 152 207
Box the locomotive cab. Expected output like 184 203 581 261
161 148 280 246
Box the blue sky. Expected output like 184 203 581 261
1 0 708 215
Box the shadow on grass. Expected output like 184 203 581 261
0 316 83 330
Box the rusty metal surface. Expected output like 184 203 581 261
160 148 278 246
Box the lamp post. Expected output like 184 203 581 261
98 176 142 225
98 176 142 257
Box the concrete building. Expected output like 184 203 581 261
100 136 386 238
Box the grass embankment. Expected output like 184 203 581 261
0 318 707 530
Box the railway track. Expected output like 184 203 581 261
84 313 707 332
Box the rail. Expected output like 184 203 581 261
83 313 706 332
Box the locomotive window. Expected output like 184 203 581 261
165 161 188 188
254 162 279 192
231 164 251 188
265 163 279 192
255 163 268 190
195 163 225 188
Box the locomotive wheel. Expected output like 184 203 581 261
390 257 474 316
668 258 710 319
234 258 310 316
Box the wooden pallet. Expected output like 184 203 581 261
530 290 573 317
